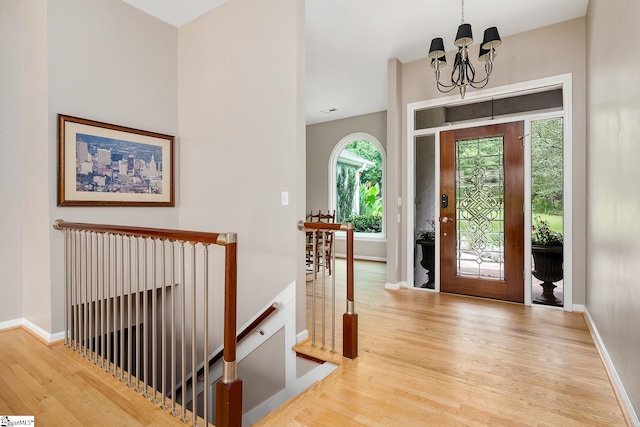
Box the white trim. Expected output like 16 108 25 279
335 253 386 263
561 77 574 312
335 234 387 243
50 330 66 343
407 74 573 311
409 74 569 115
0 318 22 331
328 132 386 237
384 281 407 290
296 329 309 344
584 308 640 427
572 304 585 313
0 318 65 344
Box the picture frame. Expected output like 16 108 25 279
58 114 175 207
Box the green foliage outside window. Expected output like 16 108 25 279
336 140 383 233
531 118 563 215
531 117 563 238
344 213 383 233
336 166 356 223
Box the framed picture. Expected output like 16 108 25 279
58 115 175 207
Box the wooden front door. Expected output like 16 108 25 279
439 122 524 302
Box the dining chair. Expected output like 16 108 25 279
307 210 336 275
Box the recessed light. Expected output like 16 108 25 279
321 108 338 113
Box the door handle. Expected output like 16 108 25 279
441 216 451 223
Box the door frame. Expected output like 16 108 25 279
406 74 573 311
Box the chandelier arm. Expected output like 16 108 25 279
431 61 459 92
468 77 490 89
436 80 460 93
451 52 463 87
433 69 459 92
485 60 494 77
468 67 490 88
465 58 493 89
465 58 476 84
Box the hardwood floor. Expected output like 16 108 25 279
0 260 627 426
259 260 627 426
0 328 195 426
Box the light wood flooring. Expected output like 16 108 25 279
0 260 628 426
259 260 628 426
0 328 197 426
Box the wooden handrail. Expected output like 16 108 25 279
300 221 349 232
53 219 226 245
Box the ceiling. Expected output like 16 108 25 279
121 0 589 125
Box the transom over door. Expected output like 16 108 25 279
440 122 524 302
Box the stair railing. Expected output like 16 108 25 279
298 220 358 359
53 219 241 427
178 302 279 398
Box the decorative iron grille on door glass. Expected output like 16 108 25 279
455 136 505 280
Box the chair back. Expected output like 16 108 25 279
309 210 336 224
306 210 336 275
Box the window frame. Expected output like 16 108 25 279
328 132 386 239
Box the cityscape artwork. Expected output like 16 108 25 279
58 115 174 206
75 133 163 195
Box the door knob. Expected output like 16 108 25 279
441 216 451 223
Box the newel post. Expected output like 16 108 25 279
342 223 358 359
216 233 243 427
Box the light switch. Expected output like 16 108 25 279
281 191 289 205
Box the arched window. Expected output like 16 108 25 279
328 132 385 237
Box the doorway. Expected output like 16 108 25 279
439 122 524 302
407 74 573 311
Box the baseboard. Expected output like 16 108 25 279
0 318 65 345
571 304 585 313
335 253 386 262
50 330 66 344
583 308 640 427
296 329 309 344
0 318 22 331
384 282 402 290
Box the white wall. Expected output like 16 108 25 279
10 0 306 345
586 0 640 417
178 0 305 331
17 0 179 333
22 0 52 331
0 0 24 323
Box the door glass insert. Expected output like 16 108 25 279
456 136 505 280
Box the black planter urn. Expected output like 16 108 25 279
532 245 563 306
417 239 435 288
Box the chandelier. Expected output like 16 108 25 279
428 0 501 98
